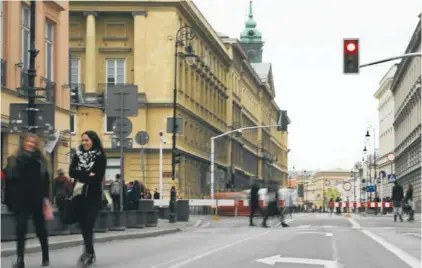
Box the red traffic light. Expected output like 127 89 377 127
344 39 358 54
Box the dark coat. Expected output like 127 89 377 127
69 151 107 202
4 151 50 212
391 184 404 202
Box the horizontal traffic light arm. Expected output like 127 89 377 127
212 124 282 141
360 52 421 68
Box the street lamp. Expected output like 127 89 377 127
170 25 197 223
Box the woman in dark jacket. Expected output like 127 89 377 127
69 131 106 266
6 133 50 268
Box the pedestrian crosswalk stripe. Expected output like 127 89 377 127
297 225 311 228
323 225 335 228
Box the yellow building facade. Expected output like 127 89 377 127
1 1 71 180
306 169 352 207
68 0 288 199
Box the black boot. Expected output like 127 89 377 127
12 257 25 268
41 248 49 266
399 215 403 222
394 215 397 222
281 222 290 227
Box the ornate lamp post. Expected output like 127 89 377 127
170 26 198 223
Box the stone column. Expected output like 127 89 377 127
84 11 97 93
132 11 147 91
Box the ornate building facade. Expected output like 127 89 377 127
391 20 421 212
68 0 288 198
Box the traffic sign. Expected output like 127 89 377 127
105 84 138 117
387 153 395 162
112 117 132 138
388 174 396 183
111 137 133 149
343 182 351 191
9 103 55 136
135 131 150 145
379 170 386 179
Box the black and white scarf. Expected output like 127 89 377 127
73 148 101 197
75 147 100 172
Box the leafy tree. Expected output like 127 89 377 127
324 187 341 201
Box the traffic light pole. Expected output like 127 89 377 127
210 124 281 200
28 0 38 133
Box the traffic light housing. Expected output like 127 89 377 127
173 149 181 165
343 39 359 74
70 85 79 104
277 110 289 131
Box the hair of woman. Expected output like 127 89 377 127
13 132 50 173
80 130 105 154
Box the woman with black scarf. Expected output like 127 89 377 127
69 130 106 267
5 133 50 268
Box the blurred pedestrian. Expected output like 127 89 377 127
405 184 414 221
249 181 264 226
391 181 404 222
5 133 50 267
69 130 107 266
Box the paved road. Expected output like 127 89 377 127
2 213 420 268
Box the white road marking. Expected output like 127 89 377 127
297 225 311 228
348 218 361 229
167 230 271 268
298 231 333 237
348 219 421 268
402 233 421 238
256 255 339 268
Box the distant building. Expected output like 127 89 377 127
374 64 397 199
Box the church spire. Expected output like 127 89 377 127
240 0 264 63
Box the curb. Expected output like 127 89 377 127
1 228 181 257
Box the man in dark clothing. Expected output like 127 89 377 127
109 174 122 212
249 181 264 226
153 188 160 200
262 186 290 228
391 181 404 222
53 169 73 208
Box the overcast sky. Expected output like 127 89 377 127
193 0 422 171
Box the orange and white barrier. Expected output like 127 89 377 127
154 199 393 208
333 202 392 208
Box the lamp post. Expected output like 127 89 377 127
363 125 376 200
170 25 197 223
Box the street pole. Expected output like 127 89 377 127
170 26 196 223
28 0 37 133
159 131 164 200
210 124 281 200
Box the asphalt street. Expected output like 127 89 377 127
2 213 421 268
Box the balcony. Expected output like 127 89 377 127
40 77 56 103
1 59 6 88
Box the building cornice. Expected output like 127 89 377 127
391 20 421 93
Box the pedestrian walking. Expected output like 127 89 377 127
249 181 265 226
262 185 289 228
5 133 50 268
69 130 107 267
391 181 404 222
109 174 122 212
405 184 414 221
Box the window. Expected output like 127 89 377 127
105 59 125 133
70 58 80 85
21 5 30 69
45 21 54 80
70 114 75 134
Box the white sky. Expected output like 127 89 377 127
193 0 422 171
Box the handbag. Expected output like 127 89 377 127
59 196 83 224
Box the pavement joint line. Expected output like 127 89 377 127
1 228 182 258
348 218 421 268
167 229 272 268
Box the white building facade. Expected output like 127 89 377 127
374 65 397 199
391 20 421 212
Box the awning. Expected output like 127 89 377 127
44 130 60 154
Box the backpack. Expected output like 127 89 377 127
110 182 120 196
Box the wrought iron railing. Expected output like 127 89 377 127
40 77 56 103
17 72 55 103
1 59 6 88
